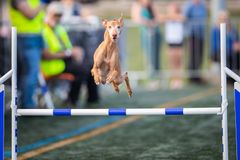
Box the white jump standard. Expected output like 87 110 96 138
0 24 239 160
0 27 18 160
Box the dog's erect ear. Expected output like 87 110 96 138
102 19 108 28
118 13 124 26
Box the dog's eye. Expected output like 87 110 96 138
117 26 120 29
108 26 111 29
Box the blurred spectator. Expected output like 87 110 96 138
131 0 161 77
211 11 240 73
41 2 98 106
60 0 100 105
183 0 207 83
164 2 185 89
8 0 49 108
0 0 10 76
61 0 101 27
61 0 83 24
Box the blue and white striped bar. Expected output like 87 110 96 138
17 108 221 116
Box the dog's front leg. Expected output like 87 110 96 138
91 45 106 85
106 50 120 83
91 64 101 85
112 81 120 93
106 70 118 84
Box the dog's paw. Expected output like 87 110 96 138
106 76 114 84
94 77 101 85
101 80 106 84
114 87 120 93
127 90 133 97
91 70 94 76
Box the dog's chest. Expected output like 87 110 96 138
104 49 115 63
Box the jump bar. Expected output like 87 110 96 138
0 70 12 84
17 108 221 116
224 67 240 83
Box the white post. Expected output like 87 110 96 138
11 27 17 160
0 85 5 160
220 23 228 160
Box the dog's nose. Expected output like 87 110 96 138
112 34 117 39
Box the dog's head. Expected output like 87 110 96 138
102 15 124 42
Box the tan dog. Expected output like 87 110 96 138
91 16 132 97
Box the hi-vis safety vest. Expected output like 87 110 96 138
8 0 44 34
41 24 72 76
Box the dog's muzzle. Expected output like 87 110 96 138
112 35 117 40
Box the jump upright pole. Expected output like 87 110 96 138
11 27 17 160
0 27 17 160
220 23 228 160
0 85 4 160
235 83 240 160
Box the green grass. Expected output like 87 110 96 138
126 27 145 71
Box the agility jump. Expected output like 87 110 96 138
0 23 239 160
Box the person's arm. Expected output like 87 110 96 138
182 1 191 19
42 49 69 60
15 0 46 19
168 12 186 22
231 27 240 52
152 5 163 23
131 2 141 23
131 2 153 26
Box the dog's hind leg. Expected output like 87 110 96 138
123 72 132 97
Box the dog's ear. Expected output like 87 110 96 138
118 13 124 26
102 19 107 28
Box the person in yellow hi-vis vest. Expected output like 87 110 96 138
8 0 50 108
41 2 90 106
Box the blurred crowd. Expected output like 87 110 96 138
1 0 102 108
0 0 240 108
132 0 240 89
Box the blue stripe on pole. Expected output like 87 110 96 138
109 108 126 116
15 97 17 106
165 108 183 115
53 109 71 116
0 87 4 160
235 87 240 160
